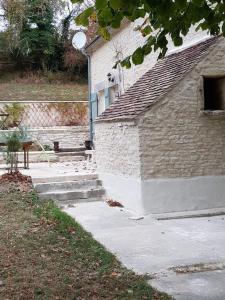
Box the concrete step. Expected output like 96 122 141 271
32 174 98 184
58 156 85 162
39 188 105 203
34 179 102 193
56 147 86 153
56 152 86 157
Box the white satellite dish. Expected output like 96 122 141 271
72 31 87 50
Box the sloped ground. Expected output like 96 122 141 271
0 177 170 300
0 71 88 102
0 83 88 102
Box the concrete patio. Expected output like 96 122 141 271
1 160 225 299
0 161 96 181
65 202 225 299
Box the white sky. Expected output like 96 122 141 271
0 0 77 32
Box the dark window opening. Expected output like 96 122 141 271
204 77 225 110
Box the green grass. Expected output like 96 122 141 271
0 70 88 102
0 187 172 300
0 83 88 102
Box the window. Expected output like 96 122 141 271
97 90 105 115
204 76 225 110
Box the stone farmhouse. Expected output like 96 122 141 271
86 21 225 215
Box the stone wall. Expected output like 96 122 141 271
94 39 225 214
95 121 141 177
0 102 88 128
95 121 143 213
138 39 225 180
0 126 89 149
90 23 208 94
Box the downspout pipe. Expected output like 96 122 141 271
82 50 93 143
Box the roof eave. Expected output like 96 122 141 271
95 115 137 123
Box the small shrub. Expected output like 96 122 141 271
0 127 30 174
3 131 21 174
3 103 25 128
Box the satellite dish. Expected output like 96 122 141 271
72 31 87 50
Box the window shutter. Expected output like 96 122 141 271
104 88 110 109
90 92 97 135
91 92 98 121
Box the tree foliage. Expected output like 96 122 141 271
0 0 64 70
72 0 225 67
19 0 64 70
0 0 96 73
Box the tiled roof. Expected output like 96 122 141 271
96 36 220 122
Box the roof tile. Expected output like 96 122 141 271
96 37 220 122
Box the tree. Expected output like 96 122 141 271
0 0 95 72
0 0 27 54
0 0 65 70
18 0 56 69
72 0 225 68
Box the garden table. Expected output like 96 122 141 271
0 138 33 169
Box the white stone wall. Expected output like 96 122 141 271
0 126 89 149
95 121 144 213
90 22 208 94
95 121 141 177
0 151 57 163
94 39 225 214
29 126 89 148
138 39 225 180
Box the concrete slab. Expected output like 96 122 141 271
65 202 225 299
0 161 96 181
151 270 225 300
154 206 225 220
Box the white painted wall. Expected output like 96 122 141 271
99 173 144 214
99 174 225 215
89 22 208 94
142 176 225 214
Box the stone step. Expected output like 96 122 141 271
56 147 86 153
58 156 85 162
56 152 86 157
39 188 105 203
32 174 98 184
34 179 102 193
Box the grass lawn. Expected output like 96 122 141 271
0 183 171 299
0 83 88 102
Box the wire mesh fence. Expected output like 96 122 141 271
0 101 88 129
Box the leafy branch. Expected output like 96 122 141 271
72 0 225 68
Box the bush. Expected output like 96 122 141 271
3 103 25 128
